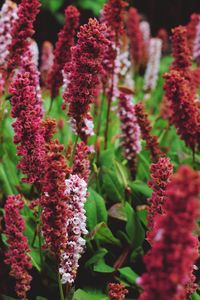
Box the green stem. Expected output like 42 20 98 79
96 88 106 140
47 98 54 115
58 272 65 300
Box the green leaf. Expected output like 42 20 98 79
100 167 124 203
2 296 18 300
192 293 200 300
77 0 106 15
36 297 48 300
119 267 139 285
124 203 145 248
85 188 108 231
129 180 152 204
108 203 127 221
73 289 109 300
88 222 121 246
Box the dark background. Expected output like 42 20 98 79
1 0 200 46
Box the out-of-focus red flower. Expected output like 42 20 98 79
40 41 54 87
157 28 168 52
138 166 200 300
127 7 145 71
48 6 80 99
63 18 109 137
187 13 200 53
4 195 32 300
108 283 128 300
135 102 163 162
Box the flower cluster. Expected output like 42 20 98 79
0 0 18 68
40 119 70 257
59 174 88 285
118 93 141 178
69 113 94 141
164 70 200 151
9 62 45 183
135 102 163 162
171 26 192 80
101 0 127 38
146 157 173 243
138 166 200 300
4 195 32 300
48 6 80 99
127 8 145 71
72 142 90 182
108 283 128 300
63 18 109 136
40 41 54 87
143 38 162 93
7 0 40 72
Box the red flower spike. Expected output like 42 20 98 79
135 102 163 162
138 166 200 300
4 195 32 300
48 5 80 99
72 142 90 182
108 283 128 300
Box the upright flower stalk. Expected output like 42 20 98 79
40 41 54 87
164 70 200 152
60 174 88 285
143 38 162 93
118 93 141 178
127 7 145 71
63 18 109 139
101 0 127 149
7 0 41 73
4 195 32 300
135 102 163 162
48 5 80 99
138 166 200 300
146 157 173 244
72 141 90 182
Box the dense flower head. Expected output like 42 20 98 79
59 174 88 285
157 28 168 52
101 0 127 38
48 5 80 99
147 157 173 243
138 166 200 300
135 102 163 162
63 18 109 136
40 121 70 257
72 142 90 182
127 7 145 70
9 54 45 183
143 38 162 93
164 70 200 151
118 93 141 178
0 0 18 68
171 26 192 76
7 0 41 72
4 195 32 300
108 283 128 300
40 41 54 87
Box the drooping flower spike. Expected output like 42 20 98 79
4 195 32 300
